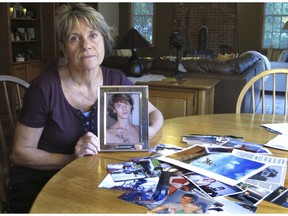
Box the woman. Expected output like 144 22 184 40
6 3 163 213
106 94 140 145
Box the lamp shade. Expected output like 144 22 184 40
115 27 152 49
284 21 288 29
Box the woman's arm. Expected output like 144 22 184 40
12 122 75 170
148 101 163 139
12 122 99 170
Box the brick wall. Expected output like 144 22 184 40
174 3 236 56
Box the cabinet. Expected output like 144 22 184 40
13 62 42 82
136 77 219 119
10 3 43 80
0 3 43 81
0 3 44 120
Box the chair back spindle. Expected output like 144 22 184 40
236 68 288 114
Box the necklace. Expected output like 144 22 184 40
68 68 95 102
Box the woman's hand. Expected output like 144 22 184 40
74 132 100 157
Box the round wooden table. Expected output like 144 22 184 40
30 114 288 213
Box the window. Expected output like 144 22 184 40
262 2 288 49
131 3 154 44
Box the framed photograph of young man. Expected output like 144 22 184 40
98 85 149 151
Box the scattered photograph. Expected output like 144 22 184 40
147 189 214 214
222 139 267 153
158 145 268 185
181 134 243 146
183 171 243 198
247 166 282 188
205 146 234 153
261 123 288 136
265 134 288 151
264 186 288 208
232 149 287 191
207 196 258 214
150 166 209 209
229 182 271 206
107 162 147 182
117 177 161 207
235 202 258 213
107 158 163 182
149 143 184 156
130 157 163 178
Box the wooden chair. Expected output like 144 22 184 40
0 75 30 212
236 68 288 114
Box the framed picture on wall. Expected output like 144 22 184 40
98 85 149 152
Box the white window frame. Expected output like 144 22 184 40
262 2 288 49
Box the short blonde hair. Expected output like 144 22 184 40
55 3 114 57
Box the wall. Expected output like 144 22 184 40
98 3 119 36
237 3 263 54
175 3 236 55
118 2 264 58
119 3 175 58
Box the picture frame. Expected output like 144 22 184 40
16 27 25 40
98 85 149 152
26 27 35 40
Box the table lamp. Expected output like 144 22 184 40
115 28 152 77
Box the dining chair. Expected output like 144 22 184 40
236 68 288 114
0 75 30 212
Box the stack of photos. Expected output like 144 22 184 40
98 140 288 213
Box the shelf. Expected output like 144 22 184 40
10 18 37 21
12 59 42 65
12 40 37 43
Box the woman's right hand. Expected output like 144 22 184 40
74 132 100 157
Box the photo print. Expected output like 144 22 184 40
98 85 149 151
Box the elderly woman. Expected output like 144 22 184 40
6 3 163 213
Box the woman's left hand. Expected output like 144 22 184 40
74 132 100 157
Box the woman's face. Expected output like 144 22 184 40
113 101 132 120
63 20 105 71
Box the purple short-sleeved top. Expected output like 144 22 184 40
8 67 133 192
19 66 133 155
